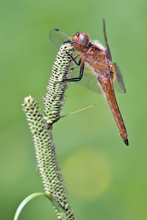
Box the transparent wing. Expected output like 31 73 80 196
70 64 102 94
103 21 126 93
103 19 112 61
49 28 72 48
70 63 126 94
112 63 126 93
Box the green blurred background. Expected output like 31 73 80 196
1 0 146 219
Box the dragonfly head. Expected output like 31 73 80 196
72 32 90 47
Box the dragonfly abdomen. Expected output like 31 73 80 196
98 75 128 145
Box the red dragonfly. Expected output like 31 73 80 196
50 20 129 145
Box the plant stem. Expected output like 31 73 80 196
23 96 75 219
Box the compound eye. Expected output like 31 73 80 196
79 33 90 46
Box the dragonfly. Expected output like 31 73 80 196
50 20 129 146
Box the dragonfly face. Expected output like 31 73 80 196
50 21 129 146
72 32 90 47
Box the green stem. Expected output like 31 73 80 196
23 96 75 220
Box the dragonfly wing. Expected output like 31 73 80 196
49 28 72 48
112 63 126 93
70 65 102 93
103 21 126 93
103 20 112 61
71 63 126 94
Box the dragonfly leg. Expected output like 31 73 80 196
64 62 84 82
66 51 81 66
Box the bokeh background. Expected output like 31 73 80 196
1 0 146 219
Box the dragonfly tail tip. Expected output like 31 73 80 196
124 139 129 146
54 28 60 32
